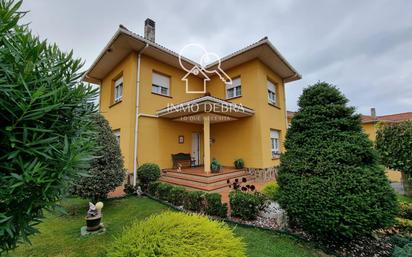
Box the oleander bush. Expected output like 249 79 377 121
137 163 161 190
183 191 205 212
70 114 126 202
205 193 228 218
278 82 398 240
261 182 280 201
106 212 246 257
229 190 266 220
0 0 98 251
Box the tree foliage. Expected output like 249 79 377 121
0 0 97 251
70 114 125 202
376 121 412 175
278 82 398 240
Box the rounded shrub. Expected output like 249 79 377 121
261 182 279 201
278 82 398 240
234 159 244 169
229 191 266 220
137 163 161 190
205 193 228 218
106 212 246 257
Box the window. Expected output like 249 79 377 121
152 72 170 96
270 129 280 158
113 130 120 144
226 77 241 99
267 80 277 105
114 77 123 103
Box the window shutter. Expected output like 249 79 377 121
152 72 170 89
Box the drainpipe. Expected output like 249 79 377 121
133 43 149 186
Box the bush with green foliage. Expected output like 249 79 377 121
147 181 161 196
278 82 398 240
211 159 221 173
234 159 244 169
376 121 412 175
399 203 412 220
123 183 137 195
261 182 280 201
205 193 228 218
0 0 97 251
156 183 174 201
183 191 205 212
106 211 246 257
229 191 266 220
137 163 161 190
70 114 125 202
168 186 186 206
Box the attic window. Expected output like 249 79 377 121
152 72 170 96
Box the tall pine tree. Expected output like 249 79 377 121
278 82 398 240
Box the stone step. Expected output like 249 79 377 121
162 170 249 184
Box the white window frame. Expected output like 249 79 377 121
113 129 120 144
152 72 170 96
267 80 277 105
226 77 241 99
270 129 280 158
114 77 123 103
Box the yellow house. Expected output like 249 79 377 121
361 108 412 141
83 19 301 189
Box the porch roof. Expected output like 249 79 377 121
156 96 254 124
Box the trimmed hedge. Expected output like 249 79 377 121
146 182 229 218
106 212 246 257
184 191 205 212
205 193 228 218
229 191 266 220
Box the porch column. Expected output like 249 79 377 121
203 115 211 173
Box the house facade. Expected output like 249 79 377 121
83 19 301 185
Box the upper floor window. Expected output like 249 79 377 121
270 129 280 158
226 77 241 99
113 129 120 144
152 72 170 96
114 77 123 103
267 80 277 105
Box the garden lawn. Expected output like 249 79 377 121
11 196 324 257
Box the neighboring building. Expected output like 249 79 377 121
287 108 412 141
83 19 301 185
361 108 412 141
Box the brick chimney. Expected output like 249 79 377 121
370 107 376 118
144 18 155 42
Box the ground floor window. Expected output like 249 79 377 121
270 129 280 158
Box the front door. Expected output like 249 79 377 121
191 133 200 166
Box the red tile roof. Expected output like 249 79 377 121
362 112 412 123
287 111 412 123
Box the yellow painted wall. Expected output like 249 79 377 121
100 54 289 171
207 59 287 168
362 122 377 141
136 55 205 168
99 52 137 172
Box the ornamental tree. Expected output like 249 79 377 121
0 0 97 251
376 121 412 195
70 114 126 202
278 82 398 240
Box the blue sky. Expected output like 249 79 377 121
22 0 412 116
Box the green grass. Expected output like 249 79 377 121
11 197 324 257
398 193 412 204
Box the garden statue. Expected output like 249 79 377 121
85 202 104 231
136 186 143 196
